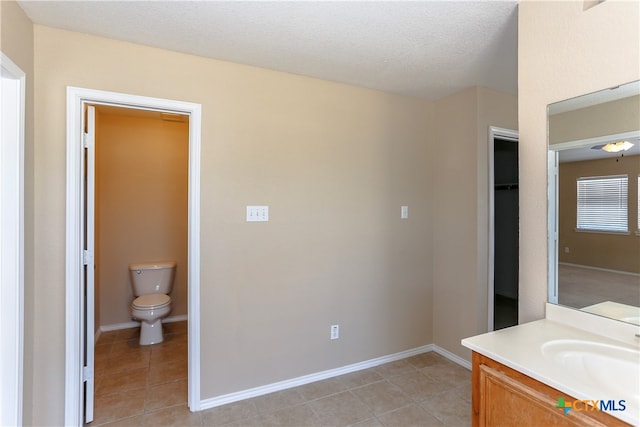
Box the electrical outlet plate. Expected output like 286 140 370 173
330 324 339 340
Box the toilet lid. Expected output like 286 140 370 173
132 294 170 309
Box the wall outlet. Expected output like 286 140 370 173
330 324 339 340
564 247 570 253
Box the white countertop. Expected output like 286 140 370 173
581 301 640 326
462 317 640 426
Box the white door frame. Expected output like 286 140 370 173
487 126 519 331
65 87 202 425
1 52 26 427
547 149 559 305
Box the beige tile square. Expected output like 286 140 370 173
111 338 146 356
94 344 113 374
200 400 259 426
100 349 151 376
143 404 202 426
419 388 471 426
453 384 471 403
297 377 347 401
420 363 470 390
388 372 444 402
405 352 450 369
338 368 384 388
92 388 146 425
374 360 417 379
145 379 188 411
308 391 372 426
351 380 412 415
96 367 148 396
150 340 188 365
259 403 320 426
377 404 443 427
251 388 306 415
148 358 187 385
95 342 113 358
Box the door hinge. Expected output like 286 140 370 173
83 132 93 149
82 366 93 382
83 250 94 265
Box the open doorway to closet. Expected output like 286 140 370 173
489 127 519 331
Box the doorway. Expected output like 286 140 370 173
64 88 202 425
91 105 189 421
488 127 519 331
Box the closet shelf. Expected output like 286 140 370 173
495 183 519 190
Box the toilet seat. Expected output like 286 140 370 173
132 293 170 310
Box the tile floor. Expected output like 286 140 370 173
93 321 471 426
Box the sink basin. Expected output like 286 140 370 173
541 339 640 401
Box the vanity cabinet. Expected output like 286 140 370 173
471 352 631 427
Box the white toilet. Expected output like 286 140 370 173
129 261 176 345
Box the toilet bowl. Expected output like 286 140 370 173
131 294 171 345
129 261 176 345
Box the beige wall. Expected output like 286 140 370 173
518 0 640 323
32 25 435 423
549 95 640 144
558 155 640 273
96 108 189 327
432 86 518 361
1 1 35 424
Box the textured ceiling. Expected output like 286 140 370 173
17 0 518 100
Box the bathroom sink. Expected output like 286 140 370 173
541 339 640 400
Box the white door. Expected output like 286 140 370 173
82 105 96 423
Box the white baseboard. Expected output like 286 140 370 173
99 314 188 333
199 343 469 411
165 314 188 323
432 344 471 370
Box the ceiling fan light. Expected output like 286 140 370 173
602 141 634 153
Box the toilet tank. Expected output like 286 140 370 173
129 261 176 296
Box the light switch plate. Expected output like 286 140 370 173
401 205 409 219
247 206 269 222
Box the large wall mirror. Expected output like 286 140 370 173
548 80 640 325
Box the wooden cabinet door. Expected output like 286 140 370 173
479 364 605 427
471 352 630 427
